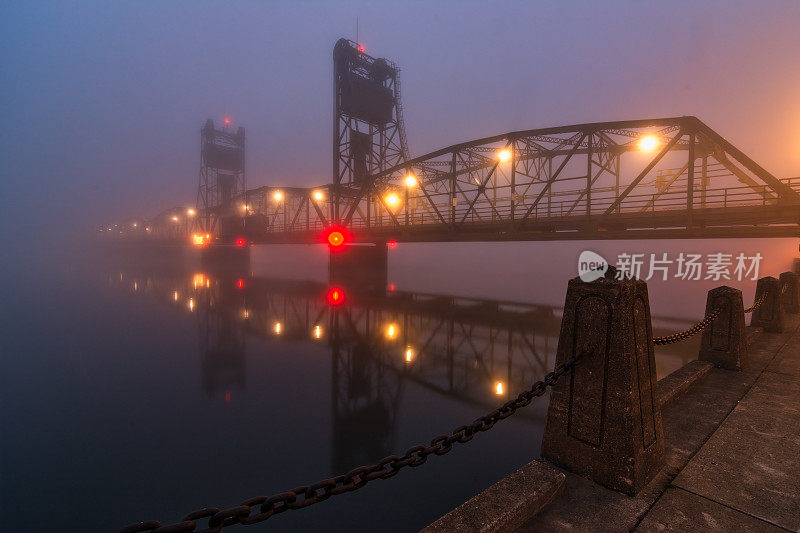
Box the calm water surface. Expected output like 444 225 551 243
1 239 794 531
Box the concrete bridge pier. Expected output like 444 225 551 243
329 242 388 294
199 244 251 275
541 266 664 495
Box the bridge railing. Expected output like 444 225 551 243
245 178 799 237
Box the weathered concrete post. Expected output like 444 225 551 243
779 271 799 314
750 276 785 333
541 267 664 495
698 286 747 370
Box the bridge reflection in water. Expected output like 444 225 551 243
109 263 697 472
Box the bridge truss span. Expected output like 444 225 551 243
243 116 800 244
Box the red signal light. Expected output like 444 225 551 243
326 287 346 306
328 231 345 247
358 44 365 53
224 117 231 125
236 279 245 289
235 237 246 247
387 240 398 249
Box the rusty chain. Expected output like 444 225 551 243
745 293 766 314
652 307 722 345
121 354 583 533
653 291 769 346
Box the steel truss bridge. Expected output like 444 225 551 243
247 116 800 243
115 116 800 244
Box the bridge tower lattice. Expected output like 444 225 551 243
333 38 409 222
196 119 246 235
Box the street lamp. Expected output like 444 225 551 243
384 193 401 208
498 148 512 162
638 134 659 151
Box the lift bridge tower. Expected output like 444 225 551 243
333 38 410 222
196 119 246 236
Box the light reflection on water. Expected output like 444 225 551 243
0 239 795 531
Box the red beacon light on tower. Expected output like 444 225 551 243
235 237 247 247
357 44 365 53
223 117 231 126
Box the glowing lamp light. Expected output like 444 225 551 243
242 309 249 319
188 298 195 312
638 134 660 151
132 222 138 228
404 174 418 188
312 190 325 202
387 240 398 249
385 323 399 340
358 44 365 52
273 190 284 202
327 231 345 247
273 322 282 334
191 234 205 246
495 381 505 395
187 208 196 216
388 283 396 292
172 216 179 222
405 346 415 363
498 148 512 162
313 325 323 339
224 117 231 125
173 291 179 302
236 278 245 289
193 273 205 288
326 287 346 306
385 193 400 207
235 237 247 247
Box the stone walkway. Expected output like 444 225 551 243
519 316 800 532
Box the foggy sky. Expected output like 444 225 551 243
2 0 800 251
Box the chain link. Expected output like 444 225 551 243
653 290 770 347
121 354 582 533
652 307 721 345
745 293 766 314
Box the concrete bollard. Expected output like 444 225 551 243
698 286 747 370
779 272 799 314
750 276 785 333
541 267 664 495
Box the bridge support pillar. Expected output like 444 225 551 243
199 245 251 275
699 286 747 370
779 272 799 314
541 267 664 495
329 243 388 293
751 276 785 332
